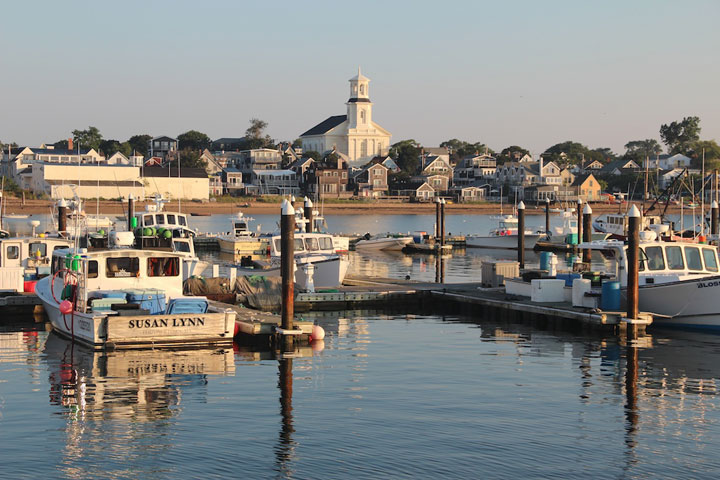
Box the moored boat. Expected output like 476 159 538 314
466 214 543 250
354 234 414 252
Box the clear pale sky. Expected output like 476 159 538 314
2 0 719 156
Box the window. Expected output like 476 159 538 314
88 260 98 278
305 237 319 251
645 246 665 271
666 246 684 270
106 257 139 278
29 242 47 258
342 172 347 179
360 84 365 95
6 245 18 260
143 215 153 226
360 110 366 124
178 216 187 226
319 237 334 250
155 214 165 224
685 247 703 271
703 248 718 272
147 257 179 277
167 214 176 225
294 238 305 252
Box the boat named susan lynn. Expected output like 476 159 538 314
35 230 236 350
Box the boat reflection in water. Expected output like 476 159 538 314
45 333 236 420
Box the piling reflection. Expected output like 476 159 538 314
275 357 296 477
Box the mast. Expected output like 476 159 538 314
701 148 706 236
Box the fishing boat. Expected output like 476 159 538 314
35 230 236 350
577 230 720 329
466 214 543 250
354 233 414 252
133 194 196 238
592 212 662 239
235 232 349 289
216 212 269 258
0 235 72 292
295 201 349 254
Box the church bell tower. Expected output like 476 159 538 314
347 67 372 129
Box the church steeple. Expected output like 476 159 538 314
347 67 372 129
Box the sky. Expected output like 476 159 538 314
2 0 719 156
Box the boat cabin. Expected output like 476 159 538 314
0 236 73 291
270 233 336 256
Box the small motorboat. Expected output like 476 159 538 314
354 234 414 252
466 214 543 250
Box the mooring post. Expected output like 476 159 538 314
57 199 68 238
577 198 583 248
517 200 525 269
627 205 640 323
435 197 441 241
712 200 719 237
545 197 551 237
304 197 313 233
440 198 446 248
281 199 295 349
582 203 592 263
278 357 295 453
128 194 135 231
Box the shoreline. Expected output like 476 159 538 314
1 198 692 216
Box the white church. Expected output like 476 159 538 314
300 69 392 166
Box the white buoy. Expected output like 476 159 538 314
312 324 325 340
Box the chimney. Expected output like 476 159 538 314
68 138 73 151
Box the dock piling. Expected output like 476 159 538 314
435 197 441 240
582 203 592 263
577 198 583 249
57 199 68 238
128 195 135 231
440 198 446 248
627 205 640 324
304 197 313 233
712 200 719 237
281 200 296 349
518 201 525 269
545 197 550 237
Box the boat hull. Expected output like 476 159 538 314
217 236 269 257
635 276 720 329
237 255 348 289
466 234 541 250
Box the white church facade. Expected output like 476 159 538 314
300 69 391 166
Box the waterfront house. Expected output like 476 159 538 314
599 159 641 176
143 167 210 200
247 169 299 196
211 137 246 151
148 136 178 161
646 153 692 170
456 185 487 203
453 154 496 187
351 162 389 197
309 155 350 198
222 167 244 195
560 168 575 186
572 173 601 202
523 184 576 203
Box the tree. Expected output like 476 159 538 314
660 116 701 155
389 139 422 175
542 141 603 166
178 148 208 169
99 139 131 157
127 134 152 156
177 130 211 151
72 126 103 151
245 118 274 149
593 147 617 162
689 139 720 170
292 138 303 148
439 139 493 163
497 145 530 163
302 150 322 160
623 139 662 162
53 139 69 149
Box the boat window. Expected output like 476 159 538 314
273 239 281 252
665 246 684 270
703 248 718 272
167 214 176 225
178 216 187 226
88 260 98 278
173 241 191 253
684 247 703 271
645 246 665 271
53 245 67 252
143 215 153 226
305 237 319 251
155 214 165 224
29 242 47 258
147 257 179 277
319 236 334 250
6 245 18 260
106 257 139 278
294 239 305 252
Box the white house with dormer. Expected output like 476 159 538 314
300 69 392 167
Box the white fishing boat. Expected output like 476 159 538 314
216 212 269 257
133 194 196 238
592 212 661 239
466 214 543 250
354 234 414 252
35 230 236 350
295 200 349 254
235 232 349 289
576 229 720 330
0 235 72 292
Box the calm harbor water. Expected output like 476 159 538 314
2 212 719 478
2 312 720 479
